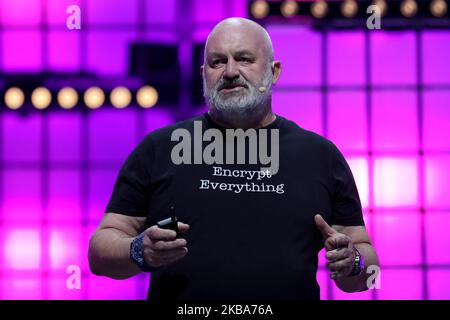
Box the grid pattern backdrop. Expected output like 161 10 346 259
1 0 450 299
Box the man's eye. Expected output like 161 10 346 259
239 57 253 63
211 60 223 66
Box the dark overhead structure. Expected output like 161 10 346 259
248 0 450 29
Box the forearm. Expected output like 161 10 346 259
88 228 142 279
334 242 380 293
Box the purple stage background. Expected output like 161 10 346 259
1 0 450 300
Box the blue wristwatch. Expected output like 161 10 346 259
130 233 158 272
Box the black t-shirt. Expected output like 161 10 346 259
105 112 364 300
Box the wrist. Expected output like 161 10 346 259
130 232 159 272
348 247 364 277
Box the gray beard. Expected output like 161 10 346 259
203 68 274 127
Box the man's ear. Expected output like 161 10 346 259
272 61 282 84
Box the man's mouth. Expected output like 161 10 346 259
220 84 246 93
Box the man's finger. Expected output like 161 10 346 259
325 234 351 251
151 238 187 251
326 256 353 272
154 247 188 263
330 271 348 279
315 214 337 239
155 247 188 260
145 247 188 267
326 247 352 262
145 225 177 241
178 222 190 233
324 237 338 251
335 234 351 248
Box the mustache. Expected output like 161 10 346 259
216 78 249 91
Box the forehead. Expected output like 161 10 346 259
205 25 266 57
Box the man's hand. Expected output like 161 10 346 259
315 214 355 279
142 222 190 268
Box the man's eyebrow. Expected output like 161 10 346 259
234 50 255 57
207 52 227 59
207 50 256 58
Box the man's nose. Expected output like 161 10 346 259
223 60 240 80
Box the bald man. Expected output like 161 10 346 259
88 18 379 300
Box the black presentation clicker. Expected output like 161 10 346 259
157 206 179 237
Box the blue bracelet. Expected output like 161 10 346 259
130 232 159 272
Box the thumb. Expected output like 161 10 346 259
314 214 337 239
177 222 190 233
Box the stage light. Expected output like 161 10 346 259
57 87 78 110
4 87 25 110
431 0 447 17
31 87 52 110
401 0 418 18
137 85 158 109
5 230 41 270
373 0 388 17
84 87 105 109
251 0 269 19
341 0 358 18
281 1 299 18
110 86 132 109
311 0 328 19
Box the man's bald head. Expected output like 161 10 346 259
204 17 274 64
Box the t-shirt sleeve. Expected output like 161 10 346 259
104 136 154 217
329 143 365 227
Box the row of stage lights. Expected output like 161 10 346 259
250 0 448 19
2 85 159 110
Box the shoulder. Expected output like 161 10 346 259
148 114 202 139
279 116 341 155
136 114 203 148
